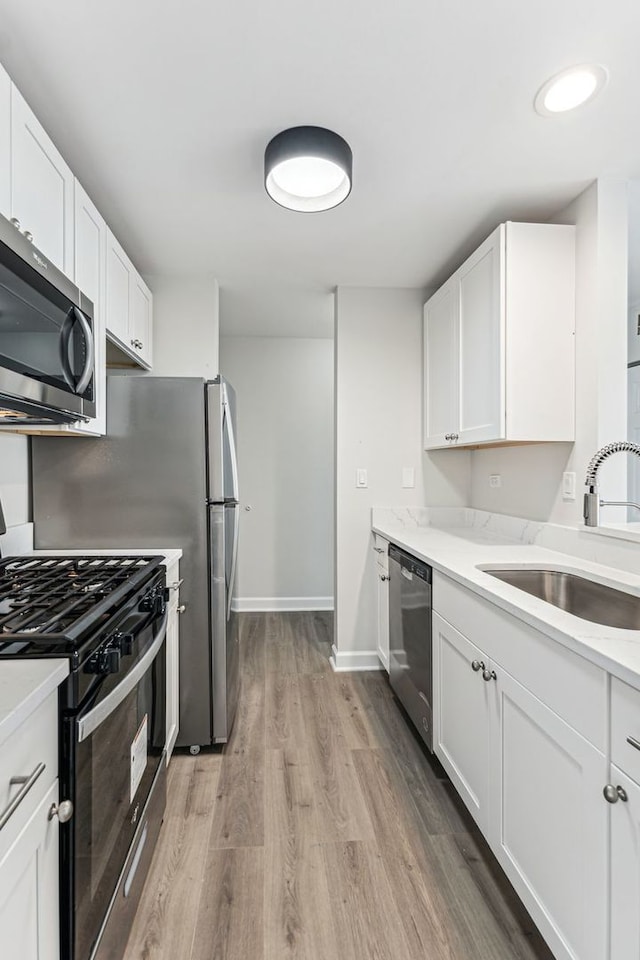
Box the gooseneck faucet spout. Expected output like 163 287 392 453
584 441 640 527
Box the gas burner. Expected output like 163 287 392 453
0 554 164 655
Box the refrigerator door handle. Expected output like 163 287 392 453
227 504 240 620
222 384 240 503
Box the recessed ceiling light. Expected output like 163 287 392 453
534 64 608 117
264 126 352 212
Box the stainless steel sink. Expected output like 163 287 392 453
484 568 640 630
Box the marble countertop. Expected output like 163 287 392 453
373 508 640 690
0 659 68 750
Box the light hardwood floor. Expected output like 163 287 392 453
125 612 554 960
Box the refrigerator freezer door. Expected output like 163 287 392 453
209 502 240 742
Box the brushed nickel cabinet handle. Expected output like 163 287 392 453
169 579 184 591
471 660 484 672
177 604 186 613
48 799 74 823
482 668 497 682
0 762 46 831
603 784 629 804
379 574 390 582
627 735 640 752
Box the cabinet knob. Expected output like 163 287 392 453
445 433 452 441
471 659 485 672
22 230 33 242
177 604 186 613
48 799 74 823
450 433 459 441
603 784 628 804
9 217 20 230
482 668 497 682
379 574 390 582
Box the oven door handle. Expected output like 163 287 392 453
77 610 168 743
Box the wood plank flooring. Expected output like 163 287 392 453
125 611 554 960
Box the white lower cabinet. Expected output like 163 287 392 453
490 667 607 960
165 559 181 763
434 588 608 960
433 613 491 834
609 765 640 959
0 780 60 960
373 536 389 670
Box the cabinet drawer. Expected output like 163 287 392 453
434 572 606 750
0 693 57 850
611 676 640 785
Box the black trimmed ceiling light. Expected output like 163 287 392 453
264 126 352 212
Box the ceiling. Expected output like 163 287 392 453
1 0 639 336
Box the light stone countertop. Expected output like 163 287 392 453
373 508 640 691
0 659 68 750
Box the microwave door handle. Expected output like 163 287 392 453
58 308 75 389
74 308 94 395
58 307 94 395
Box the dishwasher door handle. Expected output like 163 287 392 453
401 568 413 581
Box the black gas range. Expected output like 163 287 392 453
0 554 169 960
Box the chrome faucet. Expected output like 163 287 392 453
584 441 640 526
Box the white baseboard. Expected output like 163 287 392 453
232 596 334 613
329 643 383 672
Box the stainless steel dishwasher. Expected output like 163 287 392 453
388 544 433 751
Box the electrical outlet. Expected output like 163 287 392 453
562 471 576 500
489 474 502 488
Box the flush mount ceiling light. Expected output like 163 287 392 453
264 126 352 212
534 64 608 116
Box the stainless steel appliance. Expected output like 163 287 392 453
388 545 434 751
31 375 240 748
0 554 168 960
0 211 96 424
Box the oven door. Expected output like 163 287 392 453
62 606 167 960
0 214 96 424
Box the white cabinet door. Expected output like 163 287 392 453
166 601 180 763
105 228 132 348
130 273 153 369
0 63 10 218
458 225 505 444
0 780 60 960
10 86 73 275
490 667 607 960
433 612 491 833
73 181 106 435
376 563 389 671
609 765 640 960
423 280 458 448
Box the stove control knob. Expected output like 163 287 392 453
97 647 121 675
141 590 165 616
119 633 134 656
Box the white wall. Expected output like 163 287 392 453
144 275 219 378
220 335 334 608
470 180 628 525
334 287 470 666
0 434 29 527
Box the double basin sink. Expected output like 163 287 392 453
484 568 640 630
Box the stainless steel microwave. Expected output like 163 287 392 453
0 212 95 425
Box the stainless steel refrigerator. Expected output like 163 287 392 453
31 375 240 749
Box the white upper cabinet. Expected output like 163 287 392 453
106 228 153 370
0 63 10 218
10 86 74 276
131 273 153 369
423 221 575 449
423 280 458 447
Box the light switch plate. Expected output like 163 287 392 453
356 468 368 488
562 471 576 500
402 467 415 488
